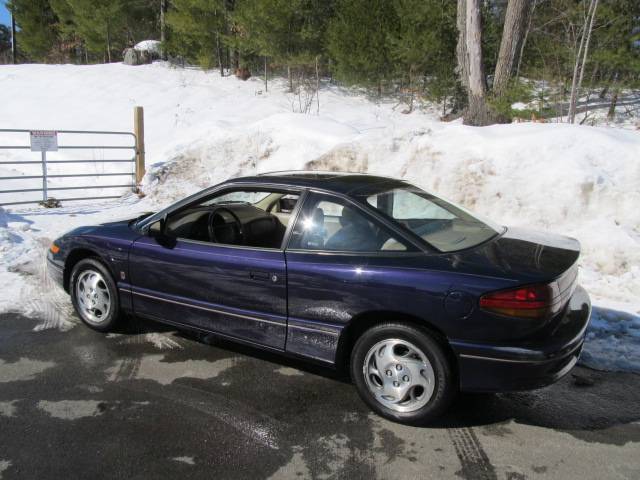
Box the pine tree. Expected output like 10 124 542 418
51 0 128 62
165 0 227 70
7 0 60 62
232 0 332 88
389 0 458 111
585 0 640 119
327 0 398 95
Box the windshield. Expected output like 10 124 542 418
360 186 501 252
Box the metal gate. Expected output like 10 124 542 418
0 128 139 207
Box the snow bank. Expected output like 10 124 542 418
0 63 638 371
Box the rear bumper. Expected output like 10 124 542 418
452 285 591 392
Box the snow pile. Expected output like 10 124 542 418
0 63 638 371
581 307 640 372
134 40 162 55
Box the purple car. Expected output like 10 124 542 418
47 172 591 425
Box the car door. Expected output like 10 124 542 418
283 191 423 363
127 189 296 350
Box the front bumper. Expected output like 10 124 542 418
452 285 591 392
46 253 65 289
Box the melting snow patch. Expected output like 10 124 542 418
107 332 182 350
267 447 310 479
0 358 55 383
106 355 237 385
580 306 640 372
0 460 11 478
37 400 106 420
275 367 304 377
0 401 17 417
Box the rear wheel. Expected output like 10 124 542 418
350 322 456 425
70 258 120 332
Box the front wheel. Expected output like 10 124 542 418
350 322 456 425
70 258 120 332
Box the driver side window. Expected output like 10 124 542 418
288 193 410 252
164 189 299 249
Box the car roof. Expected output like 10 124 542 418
229 171 408 196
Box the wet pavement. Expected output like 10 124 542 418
0 312 639 480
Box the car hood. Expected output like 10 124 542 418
63 216 143 238
451 227 580 282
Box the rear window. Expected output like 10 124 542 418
360 186 501 252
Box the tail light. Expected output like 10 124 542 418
479 283 559 319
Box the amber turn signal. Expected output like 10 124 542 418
49 243 60 254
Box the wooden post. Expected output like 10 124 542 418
134 106 146 185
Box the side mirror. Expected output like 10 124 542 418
147 216 176 248
148 219 164 237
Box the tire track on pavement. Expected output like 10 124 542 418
448 427 497 480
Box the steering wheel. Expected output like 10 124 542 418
207 207 244 244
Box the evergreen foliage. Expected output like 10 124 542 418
327 0 397 93
165 0 227 69
232 0 330 67
7 0 59 61
0 25 11 61
388 0 458 104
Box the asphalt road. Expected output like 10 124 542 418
1 312 639 480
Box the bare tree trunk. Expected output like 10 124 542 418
568 0 598 123
493 0 535 97
464 0 492 126
106 22 112 63
568 11 590 121
232 49 239 69
599 85 608 99
575 0 598 112
407 66 414 113
607 72 620 120
607 90 618 120
264 56 268 92
287 65 293 92
160 0 167 60
216 32 224 76
456 0 469 91
315 56 320 115
515 0 537 79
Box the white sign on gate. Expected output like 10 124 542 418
30 130 58 152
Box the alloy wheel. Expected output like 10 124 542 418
362 338 436 413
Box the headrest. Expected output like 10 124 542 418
339 206 364 227
312 207 324 225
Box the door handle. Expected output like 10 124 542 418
249 271 270 281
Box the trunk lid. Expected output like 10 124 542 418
457 227 580 284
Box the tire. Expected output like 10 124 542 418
350 322 456 425
70 258 121 332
